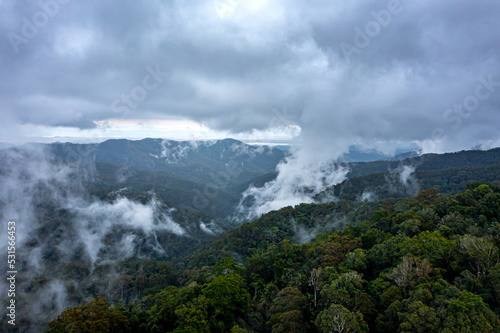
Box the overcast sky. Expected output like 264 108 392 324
1 0 499 153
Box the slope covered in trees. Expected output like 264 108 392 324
47 183 500 332
49 138 286 187
346 147 500 179
249 147 500 203
327 163 500 202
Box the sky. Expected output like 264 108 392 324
1 0 500 153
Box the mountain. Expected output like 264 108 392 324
6 138 287 219
337 145 419 163
2 140 500 332
0 140 286 331
49 138 286 188
346 147 500 179
0 138 288 276
323 147 500 201
242 147 500 204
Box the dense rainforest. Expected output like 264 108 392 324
47 182 500 332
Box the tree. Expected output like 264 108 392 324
174 295 211 333
213 257 243 276
315 304 368 333
136 269 147 299
307 234 359 268
344 248 367 272
490 263 500 302
147 286 182 332
308 268 323 308
270 287 309 332
399 231 455 265
399 301 439 332
379 281 500 332
390 256 433 290
48 297 129 333
459 235 499 277
202 262 251 331
321 272 376 323
230 325 249 333
415 188 440 205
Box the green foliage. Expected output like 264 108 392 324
230 325 249 333
399 231 455 265
389 256 433 290
458 235 499 276
143 258 251 332
48 297 129 333
213 257 244 276
174 295 211 333
315 304 368 333
270 287 309 332
307 234 359 268
202 272 251 330
48 183 500 333
379 281 500 332
344 248 368 271
321 272 377 323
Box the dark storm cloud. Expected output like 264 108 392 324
1 0 499 151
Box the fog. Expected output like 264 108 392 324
0 145 187 331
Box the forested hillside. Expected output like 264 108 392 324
346 148 500 179
327 163 500 202
246 147 500 204
49 138 286 187
47 183 500 332
3 143 500 332
48 138 286 218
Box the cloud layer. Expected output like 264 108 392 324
0 0 498 151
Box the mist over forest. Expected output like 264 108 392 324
1 139 499 331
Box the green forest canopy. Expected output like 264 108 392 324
48 182 500 332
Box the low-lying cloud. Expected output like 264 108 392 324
236 147 350 221
0 145 186 331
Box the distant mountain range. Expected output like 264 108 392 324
3 140 499 216
325 147 500 201
48 138 286 186
345 147 499 178
337 145 420 162
1 138 287 220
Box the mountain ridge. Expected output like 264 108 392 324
45 138 286 188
